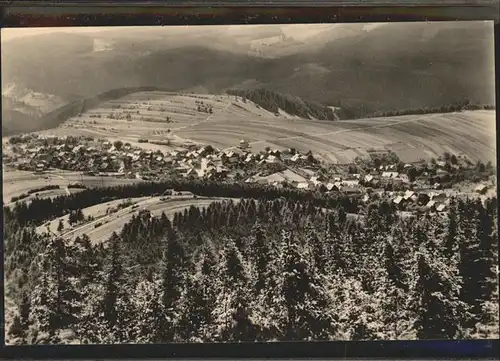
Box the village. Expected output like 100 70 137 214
3 133 496 215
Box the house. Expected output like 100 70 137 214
475 184 488 195
362 194 370 203
403 190 415 201
382 171 399 179
326 183 337 191
393 196 404 205
185 168 199 178
431 192 447 202
244 154 254 163
426 200 436 209
296 182 309 190
416 174 430 183
290 154 301 162
436 203 447 212
417 193 430 205
222 151 239 164
343 187 361 195
342 179 360 187
73 145 84 154
266 155 281 164
397 174 410 183
364 174 375 183
436 160 447 168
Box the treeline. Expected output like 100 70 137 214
7 180 360 227
226 89 338 121
369 101 496 118
4 195 498 344
336 99 496 120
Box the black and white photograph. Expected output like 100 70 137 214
2 22 498 345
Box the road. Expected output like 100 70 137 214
59 196 233 244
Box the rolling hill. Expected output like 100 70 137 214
31 91 496 165
1 22 495 134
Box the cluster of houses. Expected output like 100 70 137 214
4 135 493 214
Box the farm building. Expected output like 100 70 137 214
239 140 250 149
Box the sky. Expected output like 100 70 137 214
1 23 386 42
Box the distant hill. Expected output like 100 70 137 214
226 88 338 120
2 86 172 136
2 22 495 133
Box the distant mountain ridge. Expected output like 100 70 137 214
1 22 495 133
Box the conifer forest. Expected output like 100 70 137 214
3 185 499 344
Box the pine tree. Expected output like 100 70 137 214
101 232 132 342
444 202 458 259
251 224 270 293
132 276 164 343
281 231 335 341
57 219 64 233
28 259 58 343
412 251 468 339
159 232 186 342
457 200 494 328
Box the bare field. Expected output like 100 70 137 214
37 195 232 244
32 91 495 164
2 169 143 204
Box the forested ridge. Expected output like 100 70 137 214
4 191 498 344
226 89 338 121
7 180 360 227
